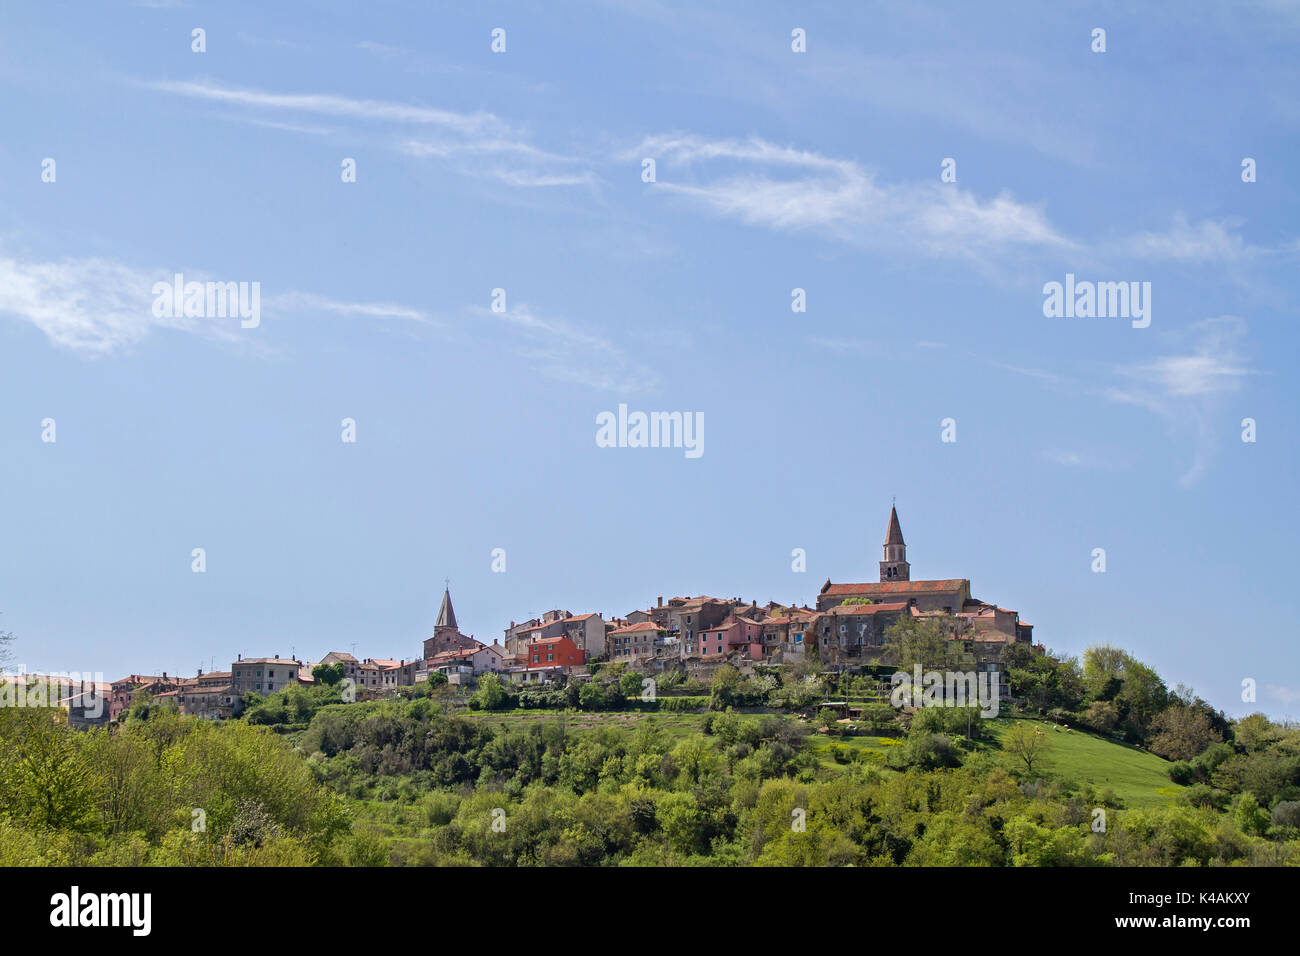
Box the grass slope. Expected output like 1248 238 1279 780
989 718 1181 809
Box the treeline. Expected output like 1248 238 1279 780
303 701 811 793
298 697 1299 866
4 627 1298 866
465 665 821 713
0 706 354 865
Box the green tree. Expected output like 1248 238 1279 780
882 616 966 672
1002 721 1051 775
1149 703 1223 761
1116 661 1168 741
619 670 645 701
1082 644 1131 701
312 662 345 686
469 673 510 711
0 709 96 831
1234 792 1271 837
709 665 742 710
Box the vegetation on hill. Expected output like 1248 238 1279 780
1 635 1297 866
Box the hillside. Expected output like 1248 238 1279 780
987 718 1180 809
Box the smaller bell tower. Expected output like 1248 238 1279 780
879 503 910 582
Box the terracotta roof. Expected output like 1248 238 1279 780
611 622 662 634
113 675 162 686
531 636 573 646
824 579 968 596
825 602 908 616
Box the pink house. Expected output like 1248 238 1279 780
697 613 765 659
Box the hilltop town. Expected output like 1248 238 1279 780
18 507 1044 727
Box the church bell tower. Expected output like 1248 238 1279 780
879 504 910 582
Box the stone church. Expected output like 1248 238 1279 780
817 505 1035 648
422 587 481 660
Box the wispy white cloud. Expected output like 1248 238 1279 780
806 336 877 356
0 251 431 355
1108 215 1261 263
1111 317 1254 405
628 133 1072 258
479 303 657 393
1266 684 1300 707
265 291 436 326
357 40 404 58
212 114 334 137
1040 448 1125 472
144 78 595 188
145 78 495 134
0 254 219 354
1107 316 1255 485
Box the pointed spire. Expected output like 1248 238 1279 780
435 587 457 630
885 505 905 546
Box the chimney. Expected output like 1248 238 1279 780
657 596 663 607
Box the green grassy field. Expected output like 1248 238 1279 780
987 717 1181 809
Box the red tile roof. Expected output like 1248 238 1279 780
824 579 968 596
825 602 908 616
611 622 662 634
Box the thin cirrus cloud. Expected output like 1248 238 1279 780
1103 215 1263 263
264 291 436 326
1106 316 1255 486
996 319 1254 486
143 78 596 188
626 134 1294 270
804 318 1255 486
627 133 1074 257
0 251 432 356
478 302 658 394
0 254 221 355
0 250 644 397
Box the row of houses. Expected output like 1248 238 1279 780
8 507 1043 729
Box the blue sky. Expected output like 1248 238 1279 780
0 1 1296 717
